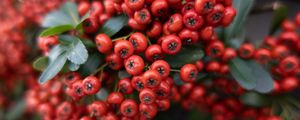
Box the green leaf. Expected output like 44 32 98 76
48 45 67 62
5 100 26 120
60 1 80 26
118 70 131 79
96 88 108 100
78 53 104 77
269 5 288 35
42 2 80 28
82 39 96 48
165 46 204 68
99 14 128 37
39 25 74 37
68 62 80 71
173 73 185 86
250 61 274 93
42 11 73 27
224 0 254 46
229 58 257 90
33 56 48 71
76 11 90 30
240 92 271 107
38 52 68 84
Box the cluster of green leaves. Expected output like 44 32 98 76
33 2 129 84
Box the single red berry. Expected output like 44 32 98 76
38 103 54 118
254 48 271 64
38 36 58 53
263 36 277 48
168 13 183 33
151 0 168 17
278 31 298 47
161 35 182 55
83 17 99 33
107 92 125 105
124 55 145 75
71 80 85 98
143 70 162 88
281 77 299 92
121 3 134 17
221 48 237 62
103 112 119 120
139 88 156 104
154 81 171 99
181 2 195 14
163 22 172 35
78 1 91 16
80 116 92 120
179 28 199 45
128 18 147 30
131 76 145 91
106 53 123 70
200 26 214 41
221 7 236 26
189 86 205 102
98 13 111 25
195 60 204 71
128 32 148 53
156 99 170 111
219 64 229 74
114 40 134 59
206 61 221 72
119 78 134 94
206 40 225 58
279 56 299 74
180 64 198 82
195 0 215 14
146 21 162 38
206 4 225 26
89 1 104 18
150 60 170 79
272 45 289 59
63 72 81 87
145 44 164 62
183 10 204 30
134 8 152 24
125 0 145 11
281 20 296 32
87 101 108 117
82 76 101 95
179 83 194 95
164 77 174 86
95 34 112 54
56 101 74 120
239 43 255 59
120 99 139 117
139 103 158 119
103 0 116 15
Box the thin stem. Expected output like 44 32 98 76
146 36 152 45
112 32 132 42
90 63 108 76
170 69 180 72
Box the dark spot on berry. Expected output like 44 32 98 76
139 11 147 21
125 107 132 114
130 39 138 48
183 38 192 45
187 18 196 26
85 82 93 91
151 54 161 61
135 81 144 89
285 62 295 70
66 74 74 80
168 42 178 51
120 48 128 58
147 79 156 86
204 2 213 11
143 96 152 103
189 70 195 79
156 90 165 97
212 12 222 21
211 48 220 55
157 67 165 75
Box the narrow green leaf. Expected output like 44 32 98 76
39 52 68 84
165 46 204 68
42 11 73 27
39 25 74 37
67 38 88 64
33 56 48 71
250 61 274 93
61 1 80 26
99 14 128 37
5 100 25 120
240 92 271 107
48 45 67 62
229 58 257 90
269 5 288 35
224 0 254 46
68 62 80 71
82 39 96 48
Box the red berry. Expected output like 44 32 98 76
146 21 162 38
83 76 101 95
195 60 205 71
206 40 225 58
87 101 108 117
145 44 164 62
156 99 170 111
107 92 125 105
56 102 74 119
189 86 205 102
254 48 271 64
183 10 203 30
83 17 99 33
168 13 183 33
180 64 198 82
200 26 214 41
131 76 145 91
119 78 134 94
143 70 162 88
161 35 182 55
128 32 148 53
114 40 134 59
295 12 300 27
103 0 116 15
179 28 199 45
95 34 112 54
89 1 104 18
151 0 168 17
279 56 299 74
206 4 225 26
221 7 236 26
124 55 145 75
272 45 289 59
63 72 81 87
120 99 139 117
78 1 91 16
154 81 171 99
181 2 195 14
206 61 221 72
150 60 170 79
195 0 215 14
128 18 147 31
125 0 145 11
134 8 152 24
106 53 124 70
221 48 237 62
281 77 299 92
139 103 158 119
139 88 156 104
239 43 255 59
71 80 85 98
